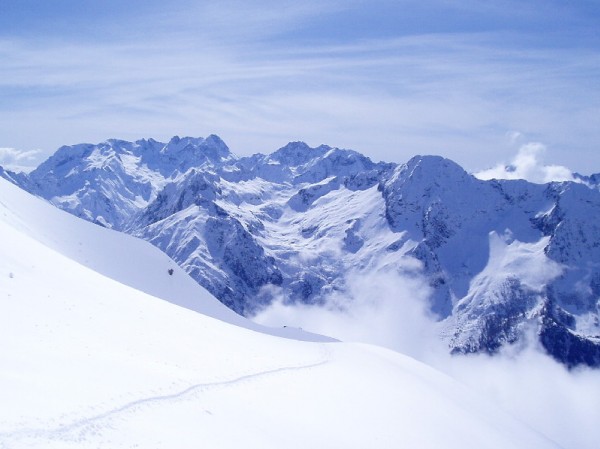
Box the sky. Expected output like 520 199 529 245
1 0 599 174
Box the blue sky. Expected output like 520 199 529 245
1 0 599 173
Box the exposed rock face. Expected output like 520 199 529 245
7 136 600 367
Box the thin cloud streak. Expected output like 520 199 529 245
0 147 41 173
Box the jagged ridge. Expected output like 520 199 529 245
4 136 600 368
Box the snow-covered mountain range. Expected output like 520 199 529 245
0 175 564 449
4 135 600 368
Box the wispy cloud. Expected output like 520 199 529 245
0 147 41 173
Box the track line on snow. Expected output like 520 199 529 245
0 352 331 447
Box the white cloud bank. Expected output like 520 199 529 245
446 343 600 449
475 142 576 184
253 265 600 449
254 263 439 361
0 147 41 173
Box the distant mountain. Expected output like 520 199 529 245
574 171 600 190
5 135 600 368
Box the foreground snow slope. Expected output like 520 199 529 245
0 178 559 448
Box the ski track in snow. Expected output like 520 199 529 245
0 351 331 448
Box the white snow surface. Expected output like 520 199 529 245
0 179 562 448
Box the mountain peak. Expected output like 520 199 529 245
269 141 330 166
161 135 232 164
384 155 473 194
404 154 468 177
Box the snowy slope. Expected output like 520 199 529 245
0 179 561 448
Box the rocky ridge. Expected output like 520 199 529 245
4 135 600 367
